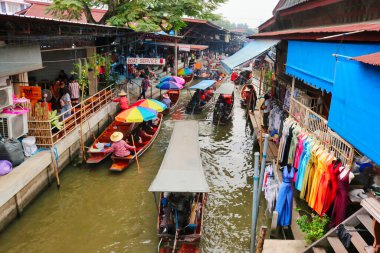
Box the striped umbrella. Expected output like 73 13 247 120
115 106 157 123
160 76 185 85
156 81 184 90
131 99 167 112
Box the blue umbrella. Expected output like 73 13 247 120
156 81 184 90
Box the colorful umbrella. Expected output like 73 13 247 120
115 106 157 123
131 99 167 112
177 67 193 76
156 81 183 90
160 76 185 85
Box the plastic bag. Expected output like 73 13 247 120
0 160 12 176
0 138 25 167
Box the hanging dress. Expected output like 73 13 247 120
321 160 342 214
313 156 334 215
281 126 293 166
329 169 350 228
275 166 295 226
295 140 312 191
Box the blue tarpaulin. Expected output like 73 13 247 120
286 41 380 93
221 39 279 73
328 56 380 165
189 80 216 90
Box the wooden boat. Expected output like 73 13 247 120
182 74 194 85
213 81 235 125
162 90 180 115
185 79 216 114
149 121 209 248
109 113 163 172
240 84 256 107
86 121 133 164
159 243 199 253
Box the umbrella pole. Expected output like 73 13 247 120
131 135 141 173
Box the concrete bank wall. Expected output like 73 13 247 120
0 102 118 232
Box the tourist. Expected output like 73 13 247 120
138 75 151 100
68 78 80 106
58 69 68 81
261 94 271 130
161 93 171 109
105 132 135 157
113 90 129 111
231 71 238 82
139 125 153 139
59 86 72 119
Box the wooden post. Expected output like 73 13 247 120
50 147 61 188
131 135 141 173
256 226 267 253
289 77 295 115
259 67 263 96
79 59 87 162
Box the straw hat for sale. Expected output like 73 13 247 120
163 93 169 99
118 90 127 96
110 132 123 142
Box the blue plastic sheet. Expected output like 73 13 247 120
286 41 380 93
188 80 216 90
221 39 279 73
328 57 380 165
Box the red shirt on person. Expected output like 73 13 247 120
231 72 238 81
113 96 129 110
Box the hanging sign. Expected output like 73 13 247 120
126 58 166 65
179 45 191 52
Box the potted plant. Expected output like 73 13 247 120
296 209 330 244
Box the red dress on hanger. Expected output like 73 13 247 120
329 168 350 228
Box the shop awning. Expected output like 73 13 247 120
328 55 380 165
286 41 380 93
146 42 208 51
221 39 279 73
148 121 209 193
214 81 234 95
351 52 380 66
188 80 215 90
0 44 43 77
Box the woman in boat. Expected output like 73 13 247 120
161 93 171 109
105 131 135 157
112 89 129 111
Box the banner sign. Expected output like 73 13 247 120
126 58 166 65
19 86 42 101
179 45 191 52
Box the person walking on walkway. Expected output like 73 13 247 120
261 94 271 131
138 75 151 100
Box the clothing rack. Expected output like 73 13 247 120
284 78 354 167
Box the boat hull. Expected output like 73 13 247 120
109 113 163 172
240 84 256 107
162 90 180 115
213 94 234 125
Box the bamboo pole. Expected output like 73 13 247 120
256 226 267 253
50 147 61 188
79 59 87 162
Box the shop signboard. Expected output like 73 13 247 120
126 58 166 65
19 86 42 102
179 45 191 52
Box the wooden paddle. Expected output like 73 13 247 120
131 130 141 173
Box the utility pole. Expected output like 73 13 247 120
174 35 178 75
250 152 260 253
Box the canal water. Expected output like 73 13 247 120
0 83 256 253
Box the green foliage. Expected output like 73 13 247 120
213 18 255 34
71 60 89 97
47 0 226 32
296 212 330 244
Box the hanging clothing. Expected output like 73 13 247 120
275 165 295 226
330 169 350 228
321 160 342 215
281 126 293 166
295 140 312 191
313 155 335 215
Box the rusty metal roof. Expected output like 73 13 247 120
277 0 310 11
249 20 380 38
351 52 380 66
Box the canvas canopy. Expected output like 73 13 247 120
188 80 216 90
148 121 210 193
221 39 279 73
214 81 234 95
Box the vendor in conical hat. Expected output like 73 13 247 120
104 131 135 157
112 89 129 111
161 93 171 108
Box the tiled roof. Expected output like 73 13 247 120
352 52 380 66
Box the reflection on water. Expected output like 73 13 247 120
0 83 255 253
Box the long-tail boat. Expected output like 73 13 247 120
213 81 235 125
109 113 163 172
240 84 256 107
185 80 216 114
149 121 209 250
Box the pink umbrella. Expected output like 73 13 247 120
160 76 185 85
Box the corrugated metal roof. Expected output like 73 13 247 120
249 20 380 38
277 0 310 11
351 52 380 66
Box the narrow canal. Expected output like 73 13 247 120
0 82 256 253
